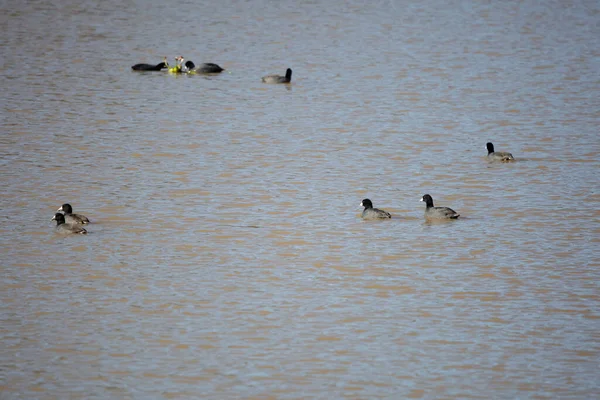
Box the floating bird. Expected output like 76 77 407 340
486 142 514 162
360 199 391 220
131 57 169 71
262 68 292 84
57 203 90 225
420 194 459 220
52 213 87 234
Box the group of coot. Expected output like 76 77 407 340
361 143 514 220
66 56 515 231
131 56 292 83
51 204 89 234
51 143 512 234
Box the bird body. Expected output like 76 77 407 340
52 213 87 234
132 57 169 71
57 203 90 225
171 56 224 74
360 199 391 220
486 142 514 161
185 60 224 74
420 194 459 220
262 68 292 84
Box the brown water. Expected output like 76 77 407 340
1 0 599 398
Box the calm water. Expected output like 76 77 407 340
1 0 599 398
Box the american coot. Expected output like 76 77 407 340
131 57 169 71
184 59 225 74
360 199 391 220
262 68 292 84
57 204 90 225
52 213 87 234
173 56 224 74
420 194 459 219
486 142 514 161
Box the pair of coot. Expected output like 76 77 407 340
361 196 460 220
132 56 224 74
52 204 89 234
169 58 292 82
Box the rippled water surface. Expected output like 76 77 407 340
1 0 599 398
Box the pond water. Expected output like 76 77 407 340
1 0 599 398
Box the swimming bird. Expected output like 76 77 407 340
57 203 90 225
131 57 169 71
486 142 514 161
360 199 391 220
262 68 292 84
52 213 87 234
420 194 459 220
184 59 225 74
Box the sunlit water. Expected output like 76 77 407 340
1 0 599 398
